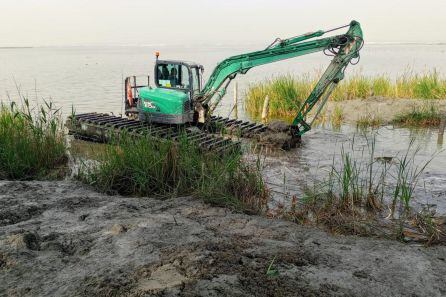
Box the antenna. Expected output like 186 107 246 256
121 70 124 118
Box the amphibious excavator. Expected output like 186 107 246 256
68 21 363 151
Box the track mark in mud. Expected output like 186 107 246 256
0 253 6 268
133 238 352 297
54 196 101 212
40 232 95 256
4 232 40 250
137 264 188 292
1 181 446 297
0 205 44 226
81 272 134 297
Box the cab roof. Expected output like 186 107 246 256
156 59 203 68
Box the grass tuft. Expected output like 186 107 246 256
356 113 383 129
330 105 344 128
78 133 269 213
0 99 67 180
392 104 443 127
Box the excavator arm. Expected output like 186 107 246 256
195 20 363 136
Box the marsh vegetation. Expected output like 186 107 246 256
77 134 268 213
245 71 446 124
0 99 67 179
277 137 445 245
392 104 443 127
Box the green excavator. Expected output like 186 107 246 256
69 21 363 151
125 20 363 137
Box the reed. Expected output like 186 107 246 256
356 113 383 129
293 136 438 242
78 133 269 213
0 99 67 180
245 71 446 119
390 140 433 218
245 75 311 119
330 105 344 128
392 104 442 127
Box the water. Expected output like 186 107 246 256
261 124 446 215
1 44 446 214
1 44 446 116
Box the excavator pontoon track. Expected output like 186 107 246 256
67 113 242 153
66 113 299 152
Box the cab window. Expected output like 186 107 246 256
156 63 190 89
192 67 200 92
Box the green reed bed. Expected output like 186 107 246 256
0 100 67 180
392 104 443 127
288 137 444 244
78 133 268 213
245 71 446 118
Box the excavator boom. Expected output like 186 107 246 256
196 20 363 136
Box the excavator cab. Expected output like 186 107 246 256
132 55 204 124
154 60 203 97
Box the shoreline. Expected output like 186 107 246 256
323 97 446 125
0 180 445 296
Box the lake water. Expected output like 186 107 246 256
1 44 446 214
1 44 446 117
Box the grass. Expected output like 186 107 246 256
78 133 269 213
245 71 446 119
356 113 383 129
0 99 67 180
392 104 443 127
284 136 443 244
295 137 385 234
330 105 344 128
245 75 311 119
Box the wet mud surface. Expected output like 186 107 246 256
323 97 446 124
1 181 446 297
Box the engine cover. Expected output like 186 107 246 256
138 87 193 124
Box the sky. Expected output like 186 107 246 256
1 0 445 47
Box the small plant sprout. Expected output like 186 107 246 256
266 255 279 277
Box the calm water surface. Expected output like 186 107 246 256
1 44 445 116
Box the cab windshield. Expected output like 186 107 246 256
156 63 190 89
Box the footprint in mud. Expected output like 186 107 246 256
137 264 188 292
0 205 43 226
0 253 6 268
4 232 40 250
40 233 94 256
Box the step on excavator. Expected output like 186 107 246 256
68 20 363 151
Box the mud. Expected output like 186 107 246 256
1 180 446 297
256 121 300 149
324 97 446 124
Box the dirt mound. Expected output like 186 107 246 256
0 180 445 296
256 121 300 150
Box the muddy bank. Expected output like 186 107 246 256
323 97 446 124
1 181 445 297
